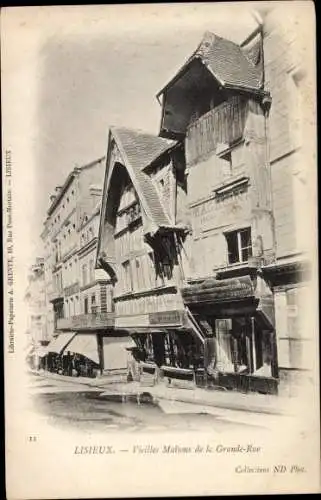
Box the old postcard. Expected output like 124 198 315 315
2 2 320 498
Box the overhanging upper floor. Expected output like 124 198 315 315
157 31 269 139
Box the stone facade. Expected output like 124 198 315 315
41 157 109 335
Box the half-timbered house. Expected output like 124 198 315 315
96 11 312 395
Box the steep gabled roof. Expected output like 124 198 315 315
157 31 263 98
110 127 177 229
111 127 177 171
96 126 181 270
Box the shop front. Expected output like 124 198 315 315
115 309 205 386
181 275 279 394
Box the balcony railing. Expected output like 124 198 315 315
185 95 248 167
57 312 115 331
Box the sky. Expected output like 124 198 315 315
4 3 260 265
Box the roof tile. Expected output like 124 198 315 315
196 32 262 89
111 127 176 229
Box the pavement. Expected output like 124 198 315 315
31 369 295 417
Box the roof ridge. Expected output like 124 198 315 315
157 29 264 98
110 125 176 144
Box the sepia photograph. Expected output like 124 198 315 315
2 2 319 498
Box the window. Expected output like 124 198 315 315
225 227 252 264
91 294 97 314
145 334 154 362
84 297 88 315
148 252 159 287
160 256 172 281
122 260 133 292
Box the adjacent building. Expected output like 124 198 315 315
96 7 313 394
41 157 131 375
96 127 199 383
24 258 49 367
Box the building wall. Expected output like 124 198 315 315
271 153 297 258
262 8 311 380
24 261 49 345
112 179 184 323
78 201 113 316
42 159 107 329
263 10 306 260
41 225 55 339
185 97 273 280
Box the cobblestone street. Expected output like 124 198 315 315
27 371 294 433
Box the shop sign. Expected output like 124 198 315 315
191 190 250 236
149 310 183 326
115 314 149 329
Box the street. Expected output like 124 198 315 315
27 371 280 433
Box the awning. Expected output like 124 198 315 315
185 307 205 344
182 276 255 305
66 334 99 365
47 332 76 355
